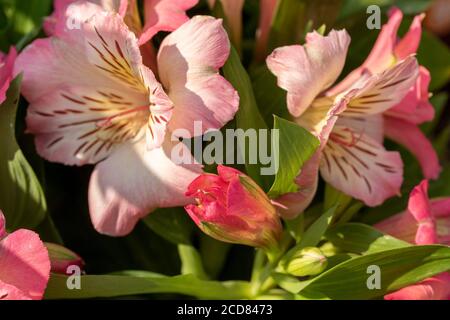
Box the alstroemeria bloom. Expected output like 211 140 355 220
375 180 450 246
330 8 440 180
375 180 450 300
15 4 239 236
0 47 16 104
44 0 198 47
267 29 418 216
185 165 282 250
0 211 51 300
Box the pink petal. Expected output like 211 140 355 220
217 164 242 182
361 7 403 74
88 138 202 236
415 221 438 245
327 7 403 94
0 47 16 105
255 0 278 61
157 16 239 137
374 210 420 244
385 67 434 124
0 280 32 300
394 13 425 60
0 230 50 300
385 273 450 300
336 115 384 143
266 30 350 117
407 180 431 221
384 117 441 180
342 56 419 117
320 125 403 207
408 181 438 245
431 198 450 218
44 0 126 37
139 0 198 46
17 10 170 165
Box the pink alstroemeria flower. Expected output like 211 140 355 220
375 180 450 300
0 47 17 104
15 3 239 236
331 8 440 180
0 211 51 300
185 165 282 250
44 0 198 46
267 28 419 217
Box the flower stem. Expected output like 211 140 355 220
177 244 209 280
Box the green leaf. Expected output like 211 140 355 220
142 207 194 245
267 116 319 198
280 206 337 268
285 214 304 243
268 0 308 51
300 245 450 299
297 206 337 249
0 0 52 50
272 272 310 294
0 75 47 229
325 223 410 255
222 46 269 187
44 273 252 300
251 65 290 125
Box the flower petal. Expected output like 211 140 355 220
342 56 419 117
408 180 431 221
17 10 170 165
385 66 434 124
431 198 450 218
0 47 16 105
0 230 50 300
406 180 438 245
139 0 198 45
320 125 403 206
44 0 128 37
157 16 239 137
394 12 425 60
88 138 202 236
266 30 350 117
362 7 403 74
384 117 441 180
384 273 450 300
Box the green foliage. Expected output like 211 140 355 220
267 116 319 198
0 75 47 230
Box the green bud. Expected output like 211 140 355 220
284 247 328 277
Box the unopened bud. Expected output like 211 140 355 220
45 243 85 274
284 247 327 277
